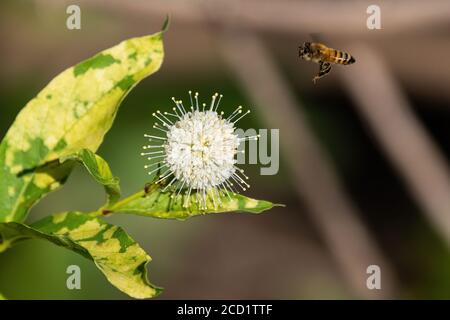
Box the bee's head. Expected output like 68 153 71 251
299 42 312 60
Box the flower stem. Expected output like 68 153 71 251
0 239 12 254
93 183 159 217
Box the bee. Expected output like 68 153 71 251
298 42 355 83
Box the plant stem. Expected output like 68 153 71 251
0 239 12 254
108 190 146 211
93 183 159 217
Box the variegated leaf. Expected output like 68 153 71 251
107 183 279 220
0 212 161 299
61 149 120 206
0 25 165 223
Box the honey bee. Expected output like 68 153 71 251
298 42 355 83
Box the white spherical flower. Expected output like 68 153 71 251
141 92 258 209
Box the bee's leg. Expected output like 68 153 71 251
313 62 332 84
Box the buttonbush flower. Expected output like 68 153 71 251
141 92 258 209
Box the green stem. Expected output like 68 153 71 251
108 190 146 211
93 183 158 216
0 239 12 254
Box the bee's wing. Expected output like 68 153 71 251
312 43 329 52
311 43 331 58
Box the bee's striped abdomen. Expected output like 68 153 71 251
333 49 355 64
327 49 355 65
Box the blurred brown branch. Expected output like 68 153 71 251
216 28 398 298
336 44 450 247
29 0 450 104
49 0 450 35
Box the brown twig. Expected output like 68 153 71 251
44 0 450 35
335 43 450 247
217 28 398 298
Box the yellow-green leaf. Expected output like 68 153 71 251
61 149 120 206
0 26 165 223
0 212 161 299
107 183 280 220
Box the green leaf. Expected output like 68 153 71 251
107 183 279 220
0 293 6 300
61 149 120 206
0 212 161 299
0 28 165 223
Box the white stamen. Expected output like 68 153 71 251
144 134 166 140
233 110 251 124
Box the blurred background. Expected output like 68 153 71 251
1 0 450 299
